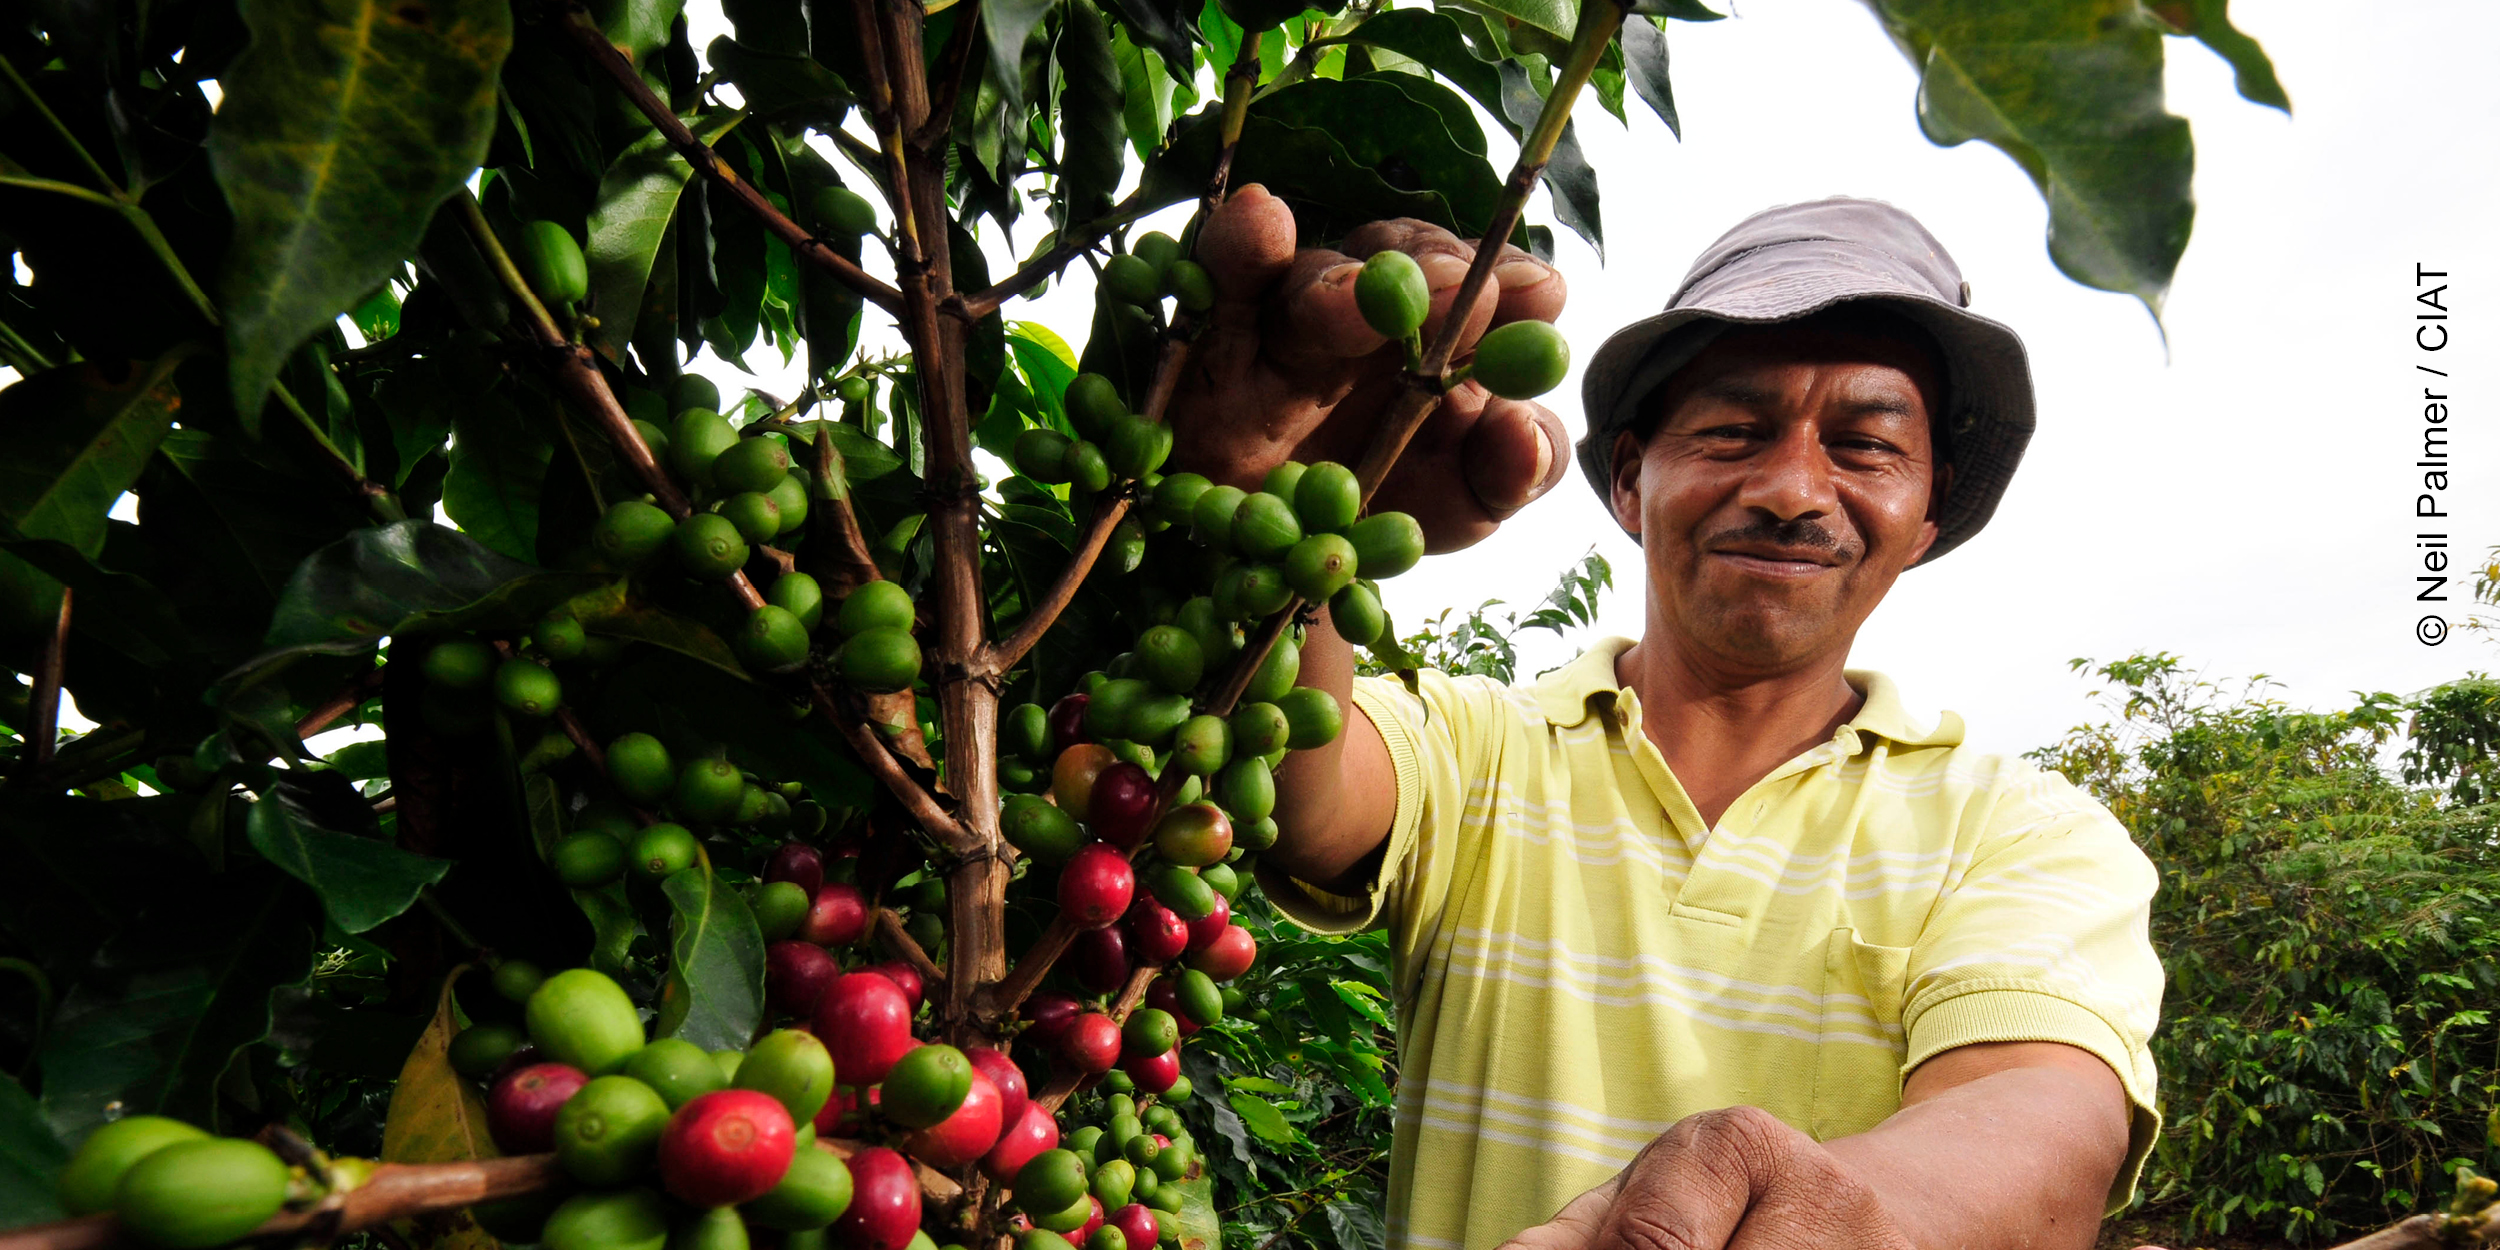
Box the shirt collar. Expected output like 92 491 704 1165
1529 636 1965 751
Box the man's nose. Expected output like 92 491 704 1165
1734 422 1839 521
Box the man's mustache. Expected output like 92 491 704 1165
1701 517 1858 562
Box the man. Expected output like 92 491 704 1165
1166 190 2164 1250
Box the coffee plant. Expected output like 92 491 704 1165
0 0 2299 1248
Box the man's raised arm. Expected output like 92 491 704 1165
1165 188 1573 894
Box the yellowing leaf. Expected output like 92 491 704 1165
381 968 500 1250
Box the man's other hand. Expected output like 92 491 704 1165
1496 1107 1916 1250
1175 185 1574 553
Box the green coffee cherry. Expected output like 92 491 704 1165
1278 686 1344 749
768 572 825 632
1283 532 1358 603
836 580 915 636
1230 492 1301 561
673 512 750 579
1015 428 1076 484
631 823 698 877
1132 231 1181 276
1347 511 1425 580
595 499 677 568
1355 250 1430 338
1260 461 1305 502
496 658 563 718
1102 254 1162 306
816 186 878 238
554 831 627 887
1470 319 1572 400
1329 579 1385 647
1294 461 1361 534
737 605 812 672
839 627 921 693
423 637 495 691
1064 374 1126 441
715 436 793 495
521 221 589 306
112 1138 289 1249
670 409 740 487
719 492 782 544
56 1116 208 1216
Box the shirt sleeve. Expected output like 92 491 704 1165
1898 761 2167 1215
1257 670 1495 954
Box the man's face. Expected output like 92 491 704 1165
1610 323 1950 673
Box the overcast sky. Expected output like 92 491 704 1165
700 0 2498 758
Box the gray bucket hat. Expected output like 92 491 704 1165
1575 196 2035 565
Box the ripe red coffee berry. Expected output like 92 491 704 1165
1085 763 1157 850
1071 926 1130 997
901 1069 1004 1168
1184 893 1232 952
764 842 825 896
1123 897 1190 965
1109 1204 1159 1250
1059 1012 1120 1074
813 972 916 1085
800 882 869 946
980 1100 1059 1183
1058 843 1134 929
1047 693 1091 751
1078 1195 1107 1243
658 1089 795 1207
1120 1047 1180 1095
833 1147 922 1250
1024 993 1082 1045
488 1062 588 1154
766 940 841 1017
967 1047 1031 1127
866 960 925 1011
1191 925 1258 982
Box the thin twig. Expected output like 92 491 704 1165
875 906 947 989
952 186 1164 322
26 589 70 769
1033 961 1160 1113
808 682 978 853
294 666 387 741
557 7 903 314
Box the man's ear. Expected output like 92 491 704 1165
1609 431 1645 536
1904 459 1952 564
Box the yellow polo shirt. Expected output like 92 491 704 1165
1260 638 2163 1250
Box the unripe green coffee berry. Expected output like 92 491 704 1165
1355 249 1430 339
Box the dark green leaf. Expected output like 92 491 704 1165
1147 76 1504 241
565 580 750 681
1620 16 1680 137
1623 0 1723 19
654 860 764 1052
2157 0 2287 112
1866 0 2194 314
442 389 555 561
0 536 196 669
1105 0 1198 84
522 774 642 976
586 115 740 362
1057 0 1128 224
1340 10 1505 130
985 0 1059 116
36 865 319 1141
0 1074 69 1229
245 771 450 933
325 738 393 780
0 356 184 557
209 0 512 415
708 38 851 118
599 0 685 67
1495 62 1600 254
257 518 604 661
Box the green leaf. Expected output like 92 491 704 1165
257 519 603 659
2155 0 2287 112
1104 0 1198 83
325 739 393 780
1445 0 1574 44
1340 10 1506 128
654 860 765 1052
1225 1090 1297 1143
1495 61 1601 254
707 38 850 117
1145 76 1505 243
442 390 555 561
1057 0 1128 224
1224 1075 1294 1096
0 1074 69 1229
1162 1166 1221 1250
599 0 685 68
1619 16 1680 137
1865 0 2195 315
566 581 751 681
1113 25 1174 161
0 356 183 557
522 775 641 976
1623 0 1723 19
585 115 740 363
1 536 197 669
245 771 450 933
36 864 319 1141
209 0 513 416
985 0 1059 116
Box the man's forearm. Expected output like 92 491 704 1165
1262 606 1395 892
1823 1044 2132 1250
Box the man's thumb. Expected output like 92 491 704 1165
1493 1176 1620 1250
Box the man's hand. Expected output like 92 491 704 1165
1495 1107 1917 1250
1498 1043 2131 1250
1175 184 1574 552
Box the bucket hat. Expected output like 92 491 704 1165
1575 197 2035 565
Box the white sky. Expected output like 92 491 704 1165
688 0 2498 759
